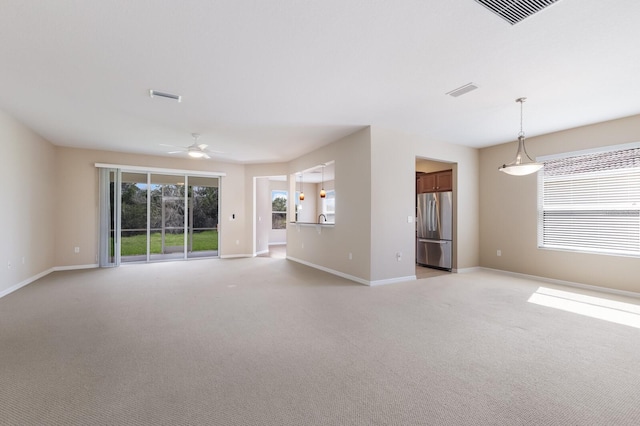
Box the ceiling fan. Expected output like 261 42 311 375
161 133 222 159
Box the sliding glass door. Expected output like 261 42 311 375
121 173 149 263
150 174 186 261
188 176 219 258
99 168 220 265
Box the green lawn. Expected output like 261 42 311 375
120 230 218 256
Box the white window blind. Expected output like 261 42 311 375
538 145 640 256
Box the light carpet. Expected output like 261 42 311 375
1 257 640 425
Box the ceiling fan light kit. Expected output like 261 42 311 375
161 133 223 160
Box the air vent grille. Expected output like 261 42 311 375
446 83 479 98
149 90 182 102
474 0 561 25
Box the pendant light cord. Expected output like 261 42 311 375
517 97 526 138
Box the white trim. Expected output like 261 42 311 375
369 275 417 286
220 254 253 259
94 163 226 177
53 264 99 271
287 256 370 285
454 266 482 273
481 267 640 299
255 249 269 256
268 242 287 246
0 268 54 299
287 256 415 286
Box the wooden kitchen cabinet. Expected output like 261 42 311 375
417 169 452 193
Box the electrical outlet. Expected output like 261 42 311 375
497 250 502 257
7 261 11 269
348 252 352 260
74 246 80 254
396 252 402 262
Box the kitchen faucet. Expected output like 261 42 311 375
318 214 327 223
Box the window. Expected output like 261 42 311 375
97 166 221 266
538 143 640 256
321 190 335 223
272 190 287 229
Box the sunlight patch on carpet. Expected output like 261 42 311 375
528 287 640 329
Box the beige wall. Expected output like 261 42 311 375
295 181 317 224
479 114 640 293
287 128 373 282
371 127 480 278
283 126 480 284
0 110 56 295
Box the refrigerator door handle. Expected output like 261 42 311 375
418 239 449 244
431 199 436 232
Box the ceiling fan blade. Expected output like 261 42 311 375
167 150 183 154
203 153 211 159
160 143 182 148
197 143 208 150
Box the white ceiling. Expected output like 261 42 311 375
2 0 639 164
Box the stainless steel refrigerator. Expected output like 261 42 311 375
416 192 452 270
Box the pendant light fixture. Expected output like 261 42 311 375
299 173 305 201
319 164 326 198
498 97 543 176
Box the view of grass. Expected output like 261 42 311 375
120 230 218 256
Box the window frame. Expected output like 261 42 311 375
271 190 287 230
537 142 640 258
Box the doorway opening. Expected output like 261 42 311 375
254 176 288 258
415 157 457 275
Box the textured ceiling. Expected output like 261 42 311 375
1 0 639 163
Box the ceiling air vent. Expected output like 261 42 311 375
446 83 479 98
474 0 562 25
149 89 182 102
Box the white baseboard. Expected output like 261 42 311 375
0 268 54 299
1 264 102 299
454 266 482 274
220 254 253 259
268 242 286 246
369 275 417 286
53 264 99 271
480 267 640 299
255 249 269 256
287 256 415 286
287 256 370 285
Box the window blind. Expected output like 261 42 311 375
538 146 640 256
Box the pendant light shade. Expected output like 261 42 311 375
499 97 543 176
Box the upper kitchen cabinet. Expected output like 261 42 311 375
417 169 452 193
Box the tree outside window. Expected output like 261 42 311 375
272 190 287 229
